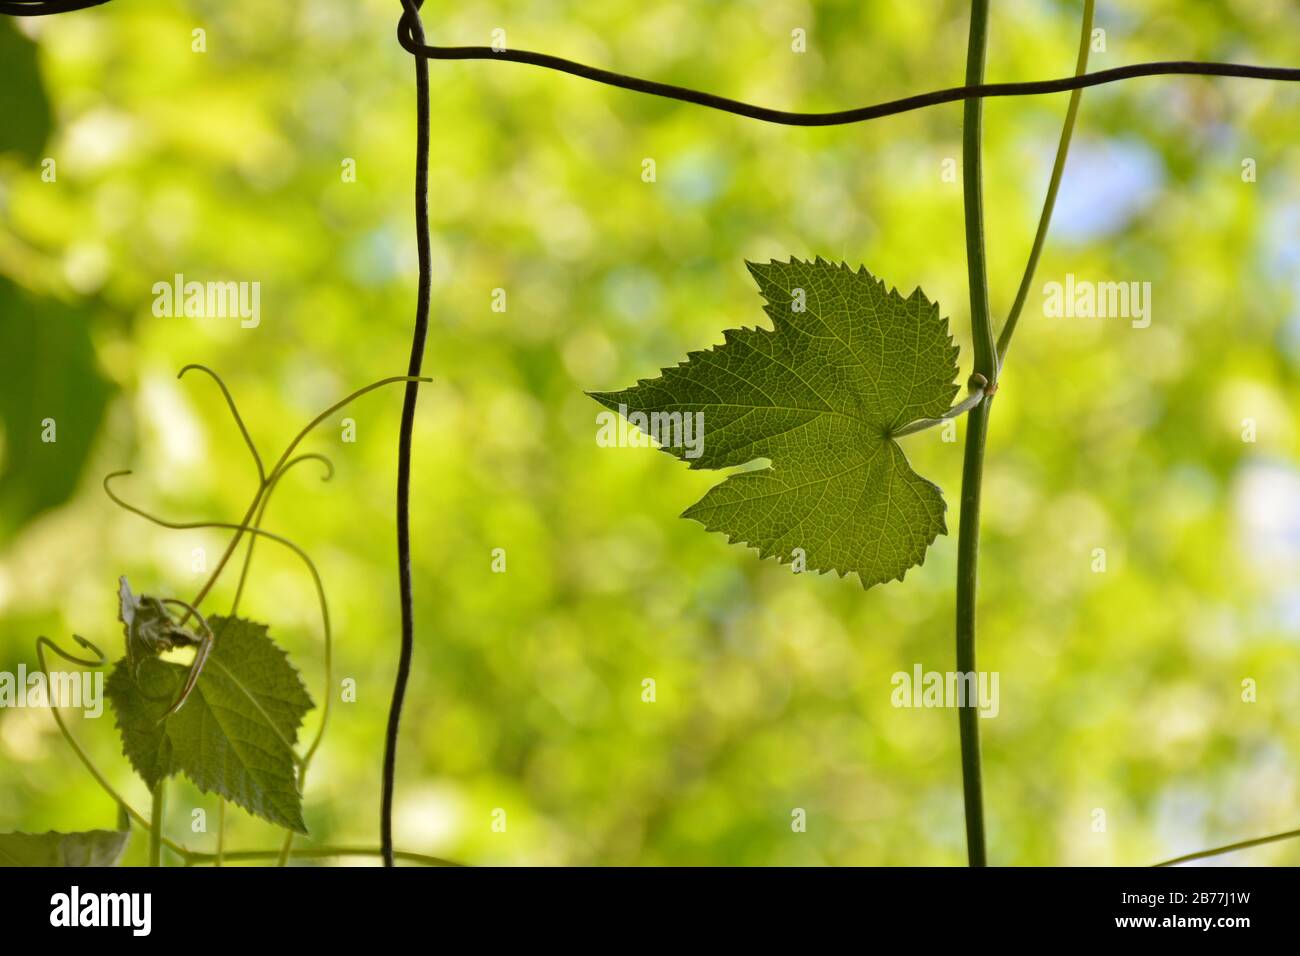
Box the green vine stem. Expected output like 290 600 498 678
950 0 1096 869
955 0 995 868
149 781 165 867
996 0 1094 361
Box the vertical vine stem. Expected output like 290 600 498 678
149 781 166 867
957 0 995 867
383 0 433 867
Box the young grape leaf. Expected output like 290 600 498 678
117 576 201 672
590 258 960 588
0 830 130 867
106 615 314 833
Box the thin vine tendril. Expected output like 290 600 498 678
996 0 1094 362
178 363 265 484
179 372 428 622
155 596 215 719
1153 827 1300 866
101 370 429 864
232 453 334 614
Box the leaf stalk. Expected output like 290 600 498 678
892 374 990 438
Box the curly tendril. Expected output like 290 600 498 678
100 369 424 864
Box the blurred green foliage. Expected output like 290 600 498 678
0 276 112 532
0 20 50 161
0 0 1298 865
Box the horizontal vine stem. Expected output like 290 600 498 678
16 0 1300 129
395 27 1300 128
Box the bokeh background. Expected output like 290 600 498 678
1 0 1298 865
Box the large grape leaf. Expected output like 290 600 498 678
105 615 314 833
590 258 960 588
0 830 130 867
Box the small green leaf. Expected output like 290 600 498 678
0 830 130 867
106 615 314 833
591 258 960 588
